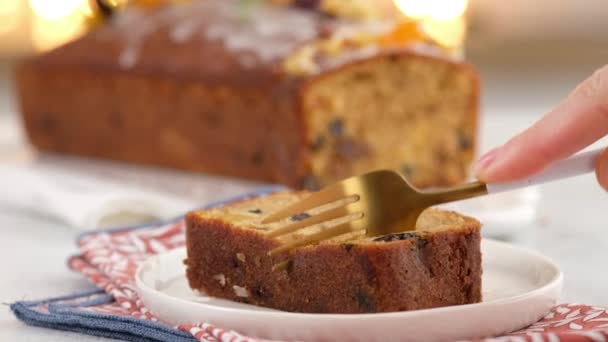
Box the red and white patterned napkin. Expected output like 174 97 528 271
66 217 608 342
10 189 608 342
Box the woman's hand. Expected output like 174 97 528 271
474 64 608 190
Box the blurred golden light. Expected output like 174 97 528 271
393 0 468 21
29 0 93 52
424 16 466 48
0 1 20 15
78 1 95 17
32 16 85 51
29 0 85 21
0 1 21 34
392 0 468 49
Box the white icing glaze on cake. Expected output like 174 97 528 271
101 0 320 70
169 17 200 44
93 0 455 72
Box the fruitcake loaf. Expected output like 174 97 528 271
15 0 480 190
184 191 482 313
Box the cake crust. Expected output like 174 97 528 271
184 192 482 314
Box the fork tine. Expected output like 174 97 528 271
265 203 357 238
267 217 364 256
260 183 347 224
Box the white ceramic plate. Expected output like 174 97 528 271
136 239 562 342
437 187 542 238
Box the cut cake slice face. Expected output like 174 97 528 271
184 191 482 313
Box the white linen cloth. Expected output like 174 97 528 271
0 153 541 235
0 164 199 229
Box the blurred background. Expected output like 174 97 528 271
1 0 608 309
1 0 608 155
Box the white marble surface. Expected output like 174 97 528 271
1 44 608 341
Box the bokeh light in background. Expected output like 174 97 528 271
393 0 467 20
0 1 21 35
0 0 96 55
393 0 469 48
29 0 89 20
30 0 93 51
0 0 470 56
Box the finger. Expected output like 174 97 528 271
475 64 608 182
595 147 608 191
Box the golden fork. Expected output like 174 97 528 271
263 147 603 256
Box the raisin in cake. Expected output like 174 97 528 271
184 191 482 314
15 0 480 190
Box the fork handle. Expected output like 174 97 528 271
424 147 603 205
486 146 602 194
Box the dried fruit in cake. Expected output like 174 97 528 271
184 191 482 313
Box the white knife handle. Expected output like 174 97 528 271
486 147 603 194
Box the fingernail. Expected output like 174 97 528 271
474 147 501 177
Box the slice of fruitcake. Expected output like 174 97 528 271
184 191 482 313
